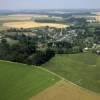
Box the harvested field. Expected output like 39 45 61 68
30 80 100 100
8 14 49 18
0 14 49 21
95 16 100 22
88 16 100 22
0 16 32 21
74 15 100 22
3 21 68 28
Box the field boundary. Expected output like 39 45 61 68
0 60 100 96
30 80 100 100
37 67 100 96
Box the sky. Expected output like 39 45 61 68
0 0 100 10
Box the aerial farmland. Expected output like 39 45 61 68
0 0 100 100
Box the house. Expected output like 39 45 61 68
83 47 89 52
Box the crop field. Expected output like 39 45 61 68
8 14 49 18
0 14 49 21
95 16 100 22
0 14 67 29
43 53 100 93
91 16 100 22
0 16 32 21
3 21 68 29
75 15 100 22
0 55 100 100
31 80 100 100
88 23 100 27
74 15 100 24
88 16 100 22
0 61 59 100
8 14 63 20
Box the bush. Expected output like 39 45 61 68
26 49 55 65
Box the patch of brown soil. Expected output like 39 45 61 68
30 80 100 100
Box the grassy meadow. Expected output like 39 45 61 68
0 61 59 100
43 53 100 93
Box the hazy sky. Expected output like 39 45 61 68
0 0 100 10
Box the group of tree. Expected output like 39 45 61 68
48 41 82 54
0 37 55 66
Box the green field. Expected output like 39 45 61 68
0 61 59 100
43 53 100 93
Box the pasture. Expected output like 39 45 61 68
0 54 100 100
0 61 59 100
43 53 100 93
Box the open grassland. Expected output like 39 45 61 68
31 80 100 100
43 53 100 93
0 61 59 100
3 21 68 29
6 38 19 45
0 55 100 100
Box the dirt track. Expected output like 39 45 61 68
30 80 100 100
